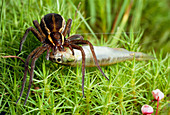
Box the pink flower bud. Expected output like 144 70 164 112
141 105 154 115
152 89 164 101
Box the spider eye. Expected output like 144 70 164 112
56 57 62 63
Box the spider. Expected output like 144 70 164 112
16 13 109 105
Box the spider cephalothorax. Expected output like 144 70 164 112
16 13 109 105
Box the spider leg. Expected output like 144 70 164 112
68 44 74 55
33 20 46 38
18 27 44 55
67 34 84 41
62 19 72 37
63 41 74 55
24 45 49 105
71 40 109 81
64 35 84 55
71 44 86 97
16 46 42 104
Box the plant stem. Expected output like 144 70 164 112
155 97 159 115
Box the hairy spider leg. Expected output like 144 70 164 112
65 35 84 55
63 18 83 55
67 34 84 41
18 21 46 55
62 19 72 37
71 44 86 97
24 45 49 105
68 44 74 55
16 46 42 104
33 20 46 38
71 40 109 81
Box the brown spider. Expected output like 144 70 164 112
16 13 109 105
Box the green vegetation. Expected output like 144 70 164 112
0 0 169 114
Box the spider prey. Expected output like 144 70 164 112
16 13 109 105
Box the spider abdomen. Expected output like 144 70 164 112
40 13 65 35
39 13 66 46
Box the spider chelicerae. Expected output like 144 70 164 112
16 13 109 105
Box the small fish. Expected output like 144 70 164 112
49 46 155 67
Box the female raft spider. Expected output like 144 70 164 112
16 13 109 105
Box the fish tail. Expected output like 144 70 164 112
132 52 155 61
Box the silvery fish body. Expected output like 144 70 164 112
49 46 154 67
